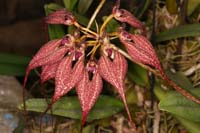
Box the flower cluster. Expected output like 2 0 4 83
23 0 200 132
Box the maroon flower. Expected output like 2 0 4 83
41 62 59 83
23 35 75 88
45 9 76 25
52 53 84 103
23 1 200 132
24 39 67 88
76 61 102 126
119 30 162 72
112 2 146 35
99 49 136 130
119 29 200 105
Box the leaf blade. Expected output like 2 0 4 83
77 0 93 14
155 24 200 43
159 89 200 122
18 95 124 121
0 64 26 76
63 0 78 11
0 53 30 65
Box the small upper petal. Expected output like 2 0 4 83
113 8 146 35
45 9 76 25
119 30 162 71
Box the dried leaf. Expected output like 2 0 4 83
76 69 102 126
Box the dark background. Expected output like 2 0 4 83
0 0 64 56
0 0 135 56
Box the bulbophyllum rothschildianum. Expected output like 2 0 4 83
23 0 200 132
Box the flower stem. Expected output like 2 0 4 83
87 0 106 29
87 40 98 45
108 32 119 37
100 14 113 35
74 22 97 37
87 43 101 59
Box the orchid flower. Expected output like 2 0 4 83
23 0 200 132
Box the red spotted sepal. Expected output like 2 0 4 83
76 61 102 126
45 9 76 25
99 48 136 131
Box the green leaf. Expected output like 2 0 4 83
67 26 76 34
0 53 35 76
47 24 65 40
176 116 200 133
44 3 63 12
63 0 78 11
128 63 149 87
73 12 90 27
44 4 65 40
154 83 168 101
156 71 200 132
19 95 124 121
77 0 93 14
102 17 119 33
125 88 138 105
165 71 193 91
0 53 30 65
155 24 200 43
0 64 26 76
83 124 95 133
135 0 150 18
159 89 200 122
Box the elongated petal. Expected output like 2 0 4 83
23 39 60 86
45 9 76 25
119 30 200 105
41 62 59 83
29 47 67 71
76 69 102 126
113 52 128 82
99 52 136 130
52 55 73 103
99 54 121 89
23 39 66 114
24 47 67 90
52 55 84 103
31 39 61 62
67 58 85 86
